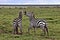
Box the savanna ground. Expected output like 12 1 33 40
0 7 60 40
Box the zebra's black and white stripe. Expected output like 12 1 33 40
13 11 23 34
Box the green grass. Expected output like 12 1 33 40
0 7 60 40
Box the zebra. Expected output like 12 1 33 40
13 11 23 35
24 11 48 36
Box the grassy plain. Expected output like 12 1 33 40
0 7 60 40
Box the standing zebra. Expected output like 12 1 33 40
13 11 23 34
24 11 48 36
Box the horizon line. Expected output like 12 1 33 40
0 3 60 5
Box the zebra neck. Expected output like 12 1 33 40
29 17 36 21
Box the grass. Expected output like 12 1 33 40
0 7 60 40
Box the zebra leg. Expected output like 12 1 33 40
33 27 36 35
16 26 18 34
13 22 17 34
19 24 22 34
28 27 31 34
40 26 46 36
18 21 22 34
45 25 49 36
43 28 46 36
28 23 33 34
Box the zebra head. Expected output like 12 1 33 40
24 11 34 18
